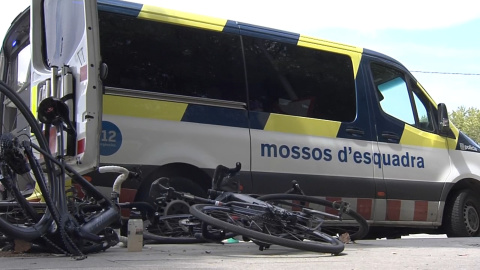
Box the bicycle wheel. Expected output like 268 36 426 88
0 81 58 241
143 214 205 244
190 204 344 254
257 194 369 241
0 82 120 257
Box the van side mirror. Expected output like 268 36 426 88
438 103 455 138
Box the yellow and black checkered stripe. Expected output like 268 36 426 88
104 94 344 139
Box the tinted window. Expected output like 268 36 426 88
242 36 356 122
99 12 246 103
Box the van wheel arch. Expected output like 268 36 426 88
134 163 210 203
444 185 480 237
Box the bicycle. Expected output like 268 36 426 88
94 165 202 245
0 81 122 259
257 183 369 242
150 162 369 254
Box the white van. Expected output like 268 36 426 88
2 0 480 238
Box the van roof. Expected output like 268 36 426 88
97 0 409 76
97 0 364 52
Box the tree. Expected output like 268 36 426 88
449 106 480 143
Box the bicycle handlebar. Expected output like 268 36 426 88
150 178 217 205
98 166 140 197
212 162 241 191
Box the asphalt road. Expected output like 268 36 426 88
1 236 480 270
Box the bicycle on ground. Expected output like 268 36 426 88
0 81 123 259
146 162 369 254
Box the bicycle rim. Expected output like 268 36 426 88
143 214 204 244
190 204 344 254
257 194 369 241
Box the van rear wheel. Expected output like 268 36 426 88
445 190 480 237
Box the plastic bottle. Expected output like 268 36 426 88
127 208 143 252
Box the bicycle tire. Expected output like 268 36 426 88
143 214 205 244
257 194 369 241
0 81 57 241
144 213 238 244
0 82 120 257
190 204 344 254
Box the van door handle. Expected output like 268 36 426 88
382 132 400 142
345 128 365 137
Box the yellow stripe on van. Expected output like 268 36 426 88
447 124 460 150
414 83 460 150
264 114 341 138
400 124 448 149
416 82 436 106
297 35 363 78
31 84 38 118
103 95 187 121
138 5 227 32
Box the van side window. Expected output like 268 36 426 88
242 36 356 122
16 45 31 90
372 63 435 132
99 12 246 103
3 44 31 92
411 83 436 132
1 43 31 134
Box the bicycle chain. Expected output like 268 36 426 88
258 212 282 226
59 214 86 260
41 234 68 255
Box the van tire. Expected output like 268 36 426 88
444 190 480 237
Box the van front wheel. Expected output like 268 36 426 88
445 190 480 237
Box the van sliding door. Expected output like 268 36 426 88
243 30 377 223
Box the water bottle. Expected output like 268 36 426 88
127 208 143 252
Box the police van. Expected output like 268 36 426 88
2 0 480 238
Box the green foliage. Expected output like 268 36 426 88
450 106 480 143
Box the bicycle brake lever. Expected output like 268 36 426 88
293 181 305 195
229 162 241 174
284 180 305 195
128 167 142 180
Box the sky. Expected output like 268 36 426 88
1 0 479 111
